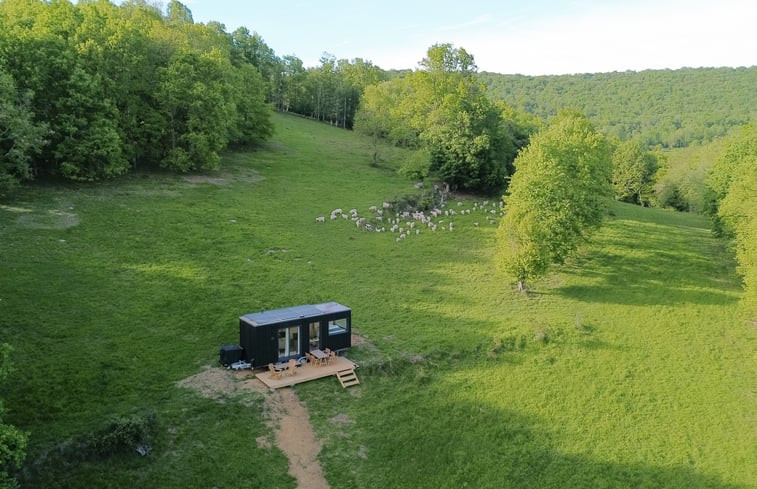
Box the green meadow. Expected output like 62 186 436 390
1 113 754 488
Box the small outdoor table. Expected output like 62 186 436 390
310 349 328 365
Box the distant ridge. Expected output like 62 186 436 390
479 66 757 148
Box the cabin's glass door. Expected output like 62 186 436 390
308 321 320 350
277 326 300 359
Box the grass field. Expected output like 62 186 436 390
1 112 755 488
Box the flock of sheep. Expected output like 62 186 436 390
315 198 505 242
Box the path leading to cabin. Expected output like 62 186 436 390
177 366 330 489
265 388 330 489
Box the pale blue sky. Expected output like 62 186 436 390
183 0 755 75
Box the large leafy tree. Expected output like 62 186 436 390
611 139 659 206
354 44 533 192
708 124 757 322
496 110 613 291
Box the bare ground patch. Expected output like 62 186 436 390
182 167 264 186
5 199 80 230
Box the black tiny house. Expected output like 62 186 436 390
239 302 351 367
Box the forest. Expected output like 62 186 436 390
1 1 755 487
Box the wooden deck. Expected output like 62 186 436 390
255 356 358 389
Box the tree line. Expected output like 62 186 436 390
0 0 273 195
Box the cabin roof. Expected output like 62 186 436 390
240 302 350 327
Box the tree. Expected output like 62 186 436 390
496 110 613 291
709 124 757 322
354 44 533 191
0 344 27 489
0 67 46 198
611 139 658 206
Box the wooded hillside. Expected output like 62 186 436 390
479 67 757 148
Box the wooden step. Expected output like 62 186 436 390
336 368 360 388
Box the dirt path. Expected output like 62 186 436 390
266 388 330 489
178 367 329 489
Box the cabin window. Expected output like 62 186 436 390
328 318 348 335
278 326 300 357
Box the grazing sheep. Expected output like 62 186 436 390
382 202 391 209
333 208 343 215
342 214 349 220
415 229 420 235
414 182 423 189
356 218 366 228
315 216 325 222
369 205 377 212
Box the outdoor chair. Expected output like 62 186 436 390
285 358 298 376
268 363 282 380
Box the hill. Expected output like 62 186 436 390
0 113 754 488
479 67 757 148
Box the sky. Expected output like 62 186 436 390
183 0 756 75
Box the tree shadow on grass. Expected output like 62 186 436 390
354 386 748 489
555 212 741 306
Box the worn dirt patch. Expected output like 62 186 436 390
351 332 377 351
182 167 264 186
329 413 354 427
177 366 267 401
183 175 230 185
179 367 330 489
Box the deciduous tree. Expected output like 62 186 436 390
496 111 613 291
611 139 658 206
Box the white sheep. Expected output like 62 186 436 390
369 205 377 212
382 202 391 209
315 216 325 222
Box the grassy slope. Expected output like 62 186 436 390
1 113 754 488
